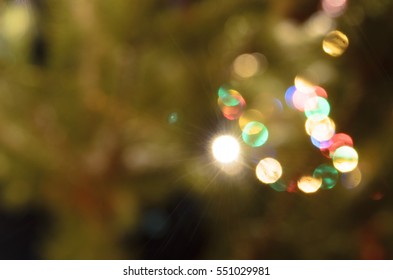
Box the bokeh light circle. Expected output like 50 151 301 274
313 164 339 189
269 180 288 192
304 96 330 119
285 86 297 109
217 88 246 120
212 135 240 163
311 136 331 149
292 89 317 112
322 0 347 18
294 72 319 94
323 30 349 57
328 133 353 157
314 86 328 99
238 109 264 131
297 176 322 193
255 157 283 184
241 121 269 147
305 115 336 142
332 145 359 173
341 167 362 189
233 53 260 78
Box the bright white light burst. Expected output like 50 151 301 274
212 135 240 163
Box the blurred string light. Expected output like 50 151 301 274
313 164 339 189
332 145 359 172
297 176 322 193
211 1 359 194
255 157 282 184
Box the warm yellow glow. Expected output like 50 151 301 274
305 115 335 142
323 30 349 57
233 53 259 78
238 109 264 131
342 167 362 189
332 146 359 173
255 157 282 184
212 135 240 163
298 176 322 193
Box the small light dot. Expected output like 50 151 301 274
255 157 283 184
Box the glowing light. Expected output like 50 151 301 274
168 112 178 124
217 87 246 120
328 133 353 157
314 86 328 99
311 136 331 149
322 0 347 18
332 146 359 173
313 164 338 189
241 121 269 147
292 89 317 112
341 167 362 189
304 97 330 119
238 109 264 131
212 135 240 164
0 4 32 41
297 176 322 193
304 11 336 37
305 115 336 142
295 72 319 94
255 157 283 184
269 180 287 192
233 53 260 78
285 86 297 109
323 30 349 57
